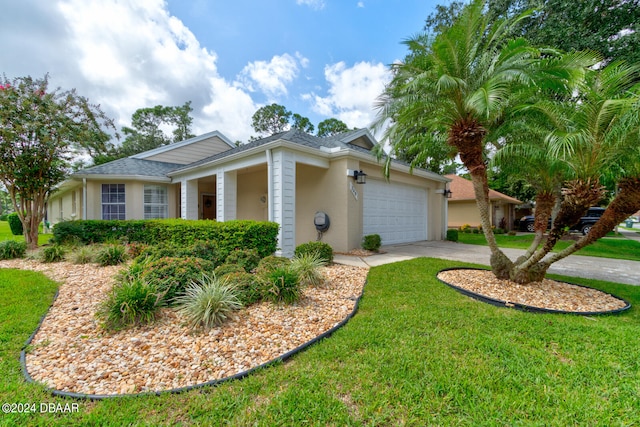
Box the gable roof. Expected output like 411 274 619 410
73 158 183 182
445 174 522 204
130 130 234 160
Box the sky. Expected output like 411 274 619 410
0 0 443 144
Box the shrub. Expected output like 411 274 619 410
52 219 279 258
224 272 262 305
290 252 326 287
362 234 382 252
224 248 261 272
262 267 301 304
508 230 517 236
139 257 215 304
134 241 224 265
214 263 244 277
446 229 459 242
125 242 149 259
294 241 333 263
40 245 65 263
95 244 129 266
459 224 471 233
174 274 243 330
494 228 506 235
97 278 165 330
472 228 480 234
0 240 27 260
255 255 291 276
7 213 23 236
69 246 95 264
0 213 8 221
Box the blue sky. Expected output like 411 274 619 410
1 0 442 143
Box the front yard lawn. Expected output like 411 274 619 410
1 258 639 425
458 232 640 261
0 220 52 246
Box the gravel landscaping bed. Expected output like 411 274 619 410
0 259 367 396
437 269 629 313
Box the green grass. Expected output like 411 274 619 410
2 258 640 425
0 220 52 246
458 232 640 261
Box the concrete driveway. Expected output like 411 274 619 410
334 236 640 286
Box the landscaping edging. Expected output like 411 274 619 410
437 267 631 315
19 274 366 400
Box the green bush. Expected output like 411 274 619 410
225 248 261 272
294 241 333 263
69 246 95 264
95 244 129 266
97 278 165 330
0 240 27 260
134 241 223 266
174 274 243 331
214 263 244 277
494 228 506 235
290 252 326 287
224 272 262 305
139 257 215 304
52 219 279 258
262 267 301 304
7 213 23 236
255 255 291 276
40 245 65 263
0 213 8 221
472 228 480 234
362 234 382 251
125 242 149 259
446 229 459 242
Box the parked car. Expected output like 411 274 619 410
519 207 606 235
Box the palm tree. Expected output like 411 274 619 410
375 0 592 281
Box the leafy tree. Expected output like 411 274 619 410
94 101 195 165
0 75 115 248
291 113 314 133
316 118 351 137
374 0 598 283
251 103 292 136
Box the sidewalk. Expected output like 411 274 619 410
334 237 640 286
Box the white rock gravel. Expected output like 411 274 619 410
0 259 367 396
437 269 628 313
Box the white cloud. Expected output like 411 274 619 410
296 0 326 10
306 61 391 128
357 2 365 8
236 53 307 100
0 0 259 143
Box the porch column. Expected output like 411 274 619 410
216 170 237 221
181 179 198 219
271 149 296 257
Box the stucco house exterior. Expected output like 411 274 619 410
48 129 450 256
445 174 522 231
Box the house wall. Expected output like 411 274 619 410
236 169 268 221
84 180 177 221
48 186 83 224
141 136 232 165
448 200 482 228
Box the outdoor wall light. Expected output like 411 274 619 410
444 189 452 198
352 170 367 184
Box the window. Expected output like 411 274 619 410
144 185 168 219
102 184 126 220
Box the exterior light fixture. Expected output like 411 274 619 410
353 170 367 184
443 189 452 198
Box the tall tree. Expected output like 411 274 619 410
251 103 292 137
94 101 195 164
291 113 315 133
0 75 115 248
374 0 597 283
316 118 351 137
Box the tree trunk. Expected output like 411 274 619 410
448 120 512 279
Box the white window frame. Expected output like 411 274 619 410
101 184 126 220
144 185 168 219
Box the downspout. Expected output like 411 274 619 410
82 178 87 220
442 183 449 239
266 149 274 221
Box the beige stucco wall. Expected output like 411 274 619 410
236 169 268 221
448 200 482 228
83 180 177 221
48 185 83 224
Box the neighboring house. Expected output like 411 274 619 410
48 129 450 256
445 174 522 231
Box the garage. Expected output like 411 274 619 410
363 179 428 245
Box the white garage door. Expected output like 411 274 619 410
363 180 428 245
